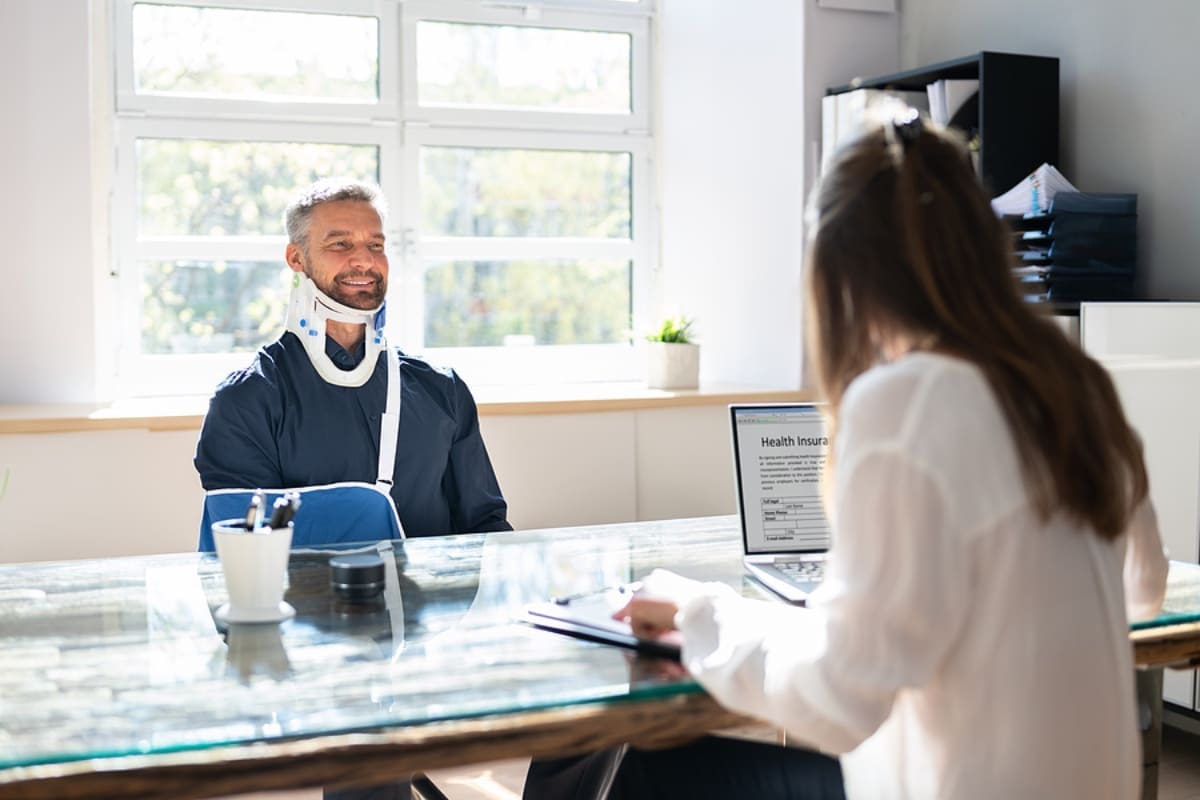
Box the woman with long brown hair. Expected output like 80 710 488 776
606 109 1169 799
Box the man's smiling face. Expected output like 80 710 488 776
288 199 388 309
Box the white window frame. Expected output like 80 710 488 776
113 0 401 123
397 125 653 385
398 1 654 385
110 0 656 396
400 2 652 134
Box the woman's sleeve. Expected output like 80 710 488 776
1124 498 1169 622
676 446 968 754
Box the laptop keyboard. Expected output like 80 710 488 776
775 560 825 581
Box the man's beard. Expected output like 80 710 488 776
307 262 386 310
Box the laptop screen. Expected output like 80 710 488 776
730 404 831 555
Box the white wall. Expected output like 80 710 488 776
802 3 900 202
900 0 1200 302
656 0 897 390
657 0 806 389
0 0 100 403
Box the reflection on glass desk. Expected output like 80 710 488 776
2 515 1200 799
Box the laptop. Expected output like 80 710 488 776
729 403 831 603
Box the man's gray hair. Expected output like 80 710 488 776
284 178 388 251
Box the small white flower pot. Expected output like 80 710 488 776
645 341 700 390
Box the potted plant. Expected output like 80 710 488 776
644 316 700 390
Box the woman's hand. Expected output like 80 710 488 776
614 595 681 639
613 569 709 641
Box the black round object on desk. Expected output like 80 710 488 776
329 553 386 601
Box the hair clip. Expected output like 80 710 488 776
891 107 924 145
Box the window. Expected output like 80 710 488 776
111 0 655 395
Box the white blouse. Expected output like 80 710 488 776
673 352 1169 799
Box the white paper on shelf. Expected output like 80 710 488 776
926 79 979 126
991 163 1079 217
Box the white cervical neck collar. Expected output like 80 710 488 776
285 273 386 387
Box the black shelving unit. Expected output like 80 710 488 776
827 51 1059 195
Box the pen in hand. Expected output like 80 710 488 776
552 581 642 606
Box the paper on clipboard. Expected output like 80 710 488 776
522 586 682 660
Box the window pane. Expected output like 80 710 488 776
417 22 630 113
425 260 631 347
136 139 379 236
421 147 630 238
132 3 378 102
142 260 287 355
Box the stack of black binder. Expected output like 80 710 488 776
1046 192 1137 304
1009 192 1137 310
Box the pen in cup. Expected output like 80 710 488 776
267 496 288 529
268 491 302 529
244 490 266 531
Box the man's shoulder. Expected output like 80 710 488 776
393 350 483 412
211 340 291 398
395 350 458 383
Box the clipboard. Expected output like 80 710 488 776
522 586 682 661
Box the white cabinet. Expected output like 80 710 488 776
1081 302 1200 709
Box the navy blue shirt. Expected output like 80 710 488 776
194 332 511 537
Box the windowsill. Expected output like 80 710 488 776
0 383 815 435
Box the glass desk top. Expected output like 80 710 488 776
1 517 755 770
2 514 1199 772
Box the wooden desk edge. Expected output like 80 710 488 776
0 693 752 800
1134 620 1200 669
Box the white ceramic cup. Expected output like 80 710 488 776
212 519 295 623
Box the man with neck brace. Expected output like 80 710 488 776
194 179 511 547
